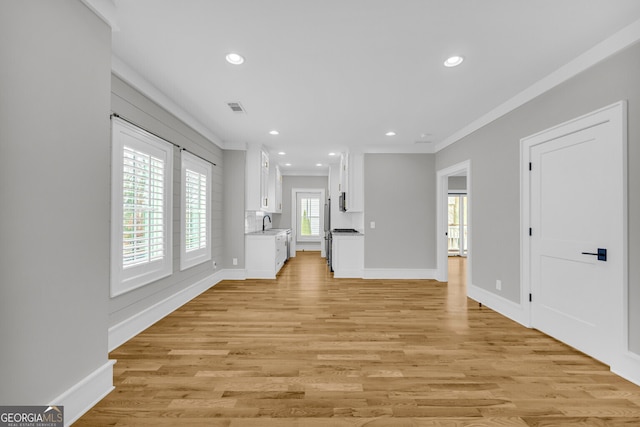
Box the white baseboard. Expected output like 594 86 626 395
245 270 276 279
468 283 640 387
612 350 640 387
223 268 247 280
467 283 530 327
363 268 437 280
108 269 232 351
333 269 364 279
50 359 115 427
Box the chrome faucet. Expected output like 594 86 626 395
262 214 271 231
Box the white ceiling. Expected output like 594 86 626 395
107 0 640 173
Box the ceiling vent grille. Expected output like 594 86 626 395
227 102 246 113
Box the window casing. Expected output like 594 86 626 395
180 151 212 270
110 118 173 297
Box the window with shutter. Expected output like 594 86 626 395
111 118 173 296
180 151 212 270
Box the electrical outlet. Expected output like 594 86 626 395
213 260 217 269
496 279 502 291
370 221 376 229
232 258 238 266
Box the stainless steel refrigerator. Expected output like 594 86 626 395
324 198 332 270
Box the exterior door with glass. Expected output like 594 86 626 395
448 194 467 256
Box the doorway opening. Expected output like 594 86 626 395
436 161 471 285
290 188 326 257
448 193 468 257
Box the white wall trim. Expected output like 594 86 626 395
470 282 640 387
435 18 640 152
612 351 640 387
223 268 247 280
467 283 530 327
363 269 437 280
51 360 115 427
333 269 364 279
80 0 119 30
111 55 224 149
109 270 225 351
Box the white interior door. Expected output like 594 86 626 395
527 103 626 365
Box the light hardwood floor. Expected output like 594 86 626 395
77 253 640 426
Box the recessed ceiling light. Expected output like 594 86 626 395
225 52 245 65
328 152 336 156
285 163 292 166
444 56 464 67
278 151 286 155
385 131 396 136
316 163 323 167
269 130 279 135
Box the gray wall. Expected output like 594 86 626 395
109 76 224 328
274 175 329 229
364 154 436 269
0 1 111 403
448 176 467 192
435 42 640 354
223 150 246 268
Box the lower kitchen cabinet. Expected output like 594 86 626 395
245 230 288 279
332 233 364 278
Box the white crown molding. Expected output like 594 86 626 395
224 141 248 151
80 0 119 30
364 144 436 154
436 17 640 152
111 55 225 150
280 168 330 177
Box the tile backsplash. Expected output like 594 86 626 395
245 211 272 233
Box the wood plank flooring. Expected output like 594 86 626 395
76 253 640 426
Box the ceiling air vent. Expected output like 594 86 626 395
227 102 246 113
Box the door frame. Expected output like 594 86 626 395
520 100 628 354
436 160 471 283
290 187 326 257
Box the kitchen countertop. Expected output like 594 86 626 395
331 230 364 236
246 228 291 236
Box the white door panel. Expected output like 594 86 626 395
528 105 625 365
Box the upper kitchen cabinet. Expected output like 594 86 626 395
339 152 363 212
268 164 283 213
246 145 270 211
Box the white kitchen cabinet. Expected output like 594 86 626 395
338 152 364 212
245 230 288 279
267 164 283 213
347 153 364 212
339 152 348 194
332 233 364 278
246 145 270 211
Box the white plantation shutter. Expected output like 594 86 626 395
298 193 321 240
111 118 173 296
122 146 166 266
185 168 207 251
181 151 212 270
